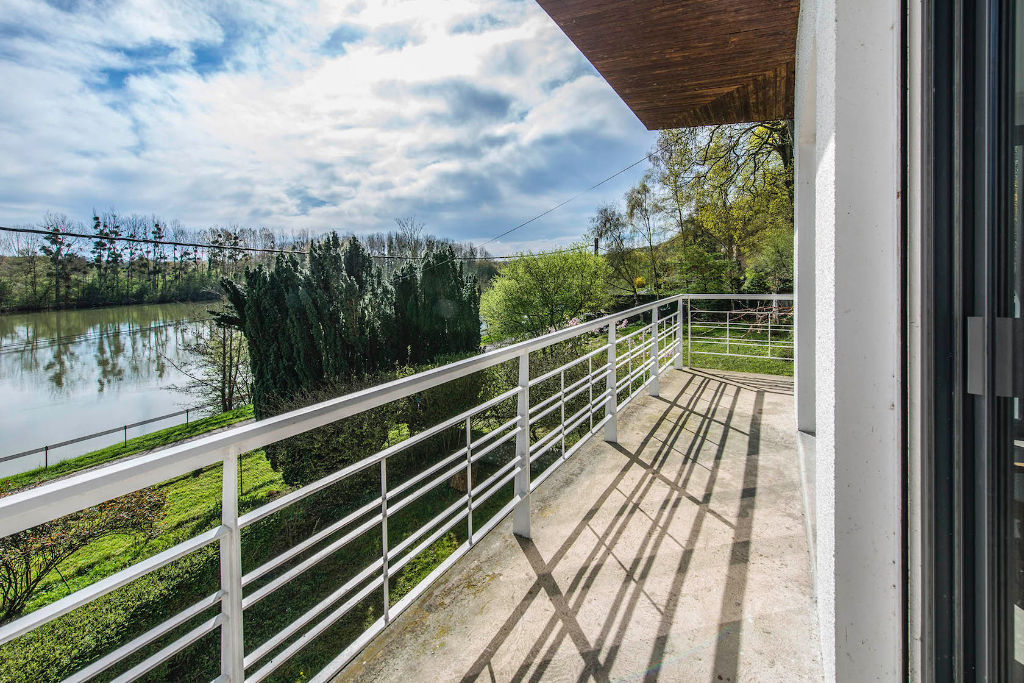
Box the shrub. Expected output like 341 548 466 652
0 488 166 623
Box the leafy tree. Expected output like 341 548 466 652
664 244 739 294
411 249 480 362
743 227 794 293
219 233 478 420
480 247 609 340
647 122 795 290
0 488 165 623
590 205 646 303
38 212 78 307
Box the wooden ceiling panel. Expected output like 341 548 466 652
535 0 799 129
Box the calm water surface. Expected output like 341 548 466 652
0 302 216 476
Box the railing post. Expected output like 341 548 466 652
380 459 390 622
513 351 531 539
726 310 731 356
648 304 660 396
465 417 474 545
559 369 566 457
674 295 685 370
220 450 244 681
588 356 594 432
768 313 773 358
605 322 618 443
687 298 692 367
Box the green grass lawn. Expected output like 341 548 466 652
618 318 794 377
0 405 254 493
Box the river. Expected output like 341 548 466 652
0 301 218 477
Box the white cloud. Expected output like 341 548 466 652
0 0 657 248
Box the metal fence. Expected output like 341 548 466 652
0 405 215 470
0 293 791 683
685 294 795 365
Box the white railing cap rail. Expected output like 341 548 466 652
0 291 791 539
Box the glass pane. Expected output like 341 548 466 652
1011 1 1024 675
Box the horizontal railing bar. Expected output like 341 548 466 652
528 399 562 426
469 458 520 505
389 496 468 564
617 324 651 343
388 449 467 501
306 616 386 683
243 559 384 672
470 467 520 512
470 416 519 451
242 387 516 529
383 539 470 628
239 456 379 529
110 614 224 683
242 496 382 588
616 360 655 391
691 350 794 361
529 421 563 455
562 379 594 405
246 572 384 682
470 426 520 464
66 590 224 683
470 496 520 545
685 293 793 301
1 406 211 464
388 461 467 517
529 390 561 415
390 506 469 576
0 525 224 647
530 451 567 493
242 512 383 610
528 343 611 387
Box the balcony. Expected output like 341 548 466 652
0 295 816 682
340 368 820 681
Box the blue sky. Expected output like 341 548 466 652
0 0 658 253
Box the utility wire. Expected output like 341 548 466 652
0 140 686 271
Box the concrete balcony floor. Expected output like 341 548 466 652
338 368 822 682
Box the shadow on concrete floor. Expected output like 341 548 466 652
339 369 818 682
454 375 765 682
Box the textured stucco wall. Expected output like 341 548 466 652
797 0 904 679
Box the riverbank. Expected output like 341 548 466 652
0 405 253 493
0 300 217 467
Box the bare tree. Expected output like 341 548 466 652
625 180 666 296
167 317 252 413
590 204 646 303
394 216 426 259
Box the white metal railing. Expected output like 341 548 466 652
0 292 791 683
685 294 795 366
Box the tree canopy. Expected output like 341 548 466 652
592 121 794 296
480 247 609 340
219 233 480 419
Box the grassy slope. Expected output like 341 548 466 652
0 405 254 493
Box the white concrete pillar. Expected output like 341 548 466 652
795 26 817 437
809 0 903 680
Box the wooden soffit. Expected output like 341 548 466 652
535 0 798 129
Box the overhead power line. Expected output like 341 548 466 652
0 139 682 269
0 224 573 262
